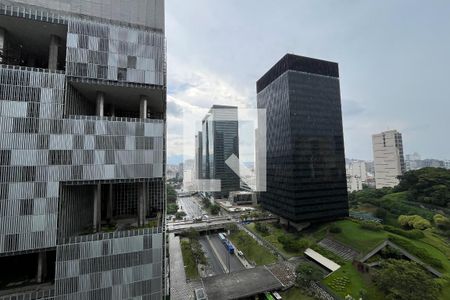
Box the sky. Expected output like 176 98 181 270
165 0 450 164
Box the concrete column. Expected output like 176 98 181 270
93 184 101 232
107 184 113 222
138 183 146 226
139 96 148 119
96 92 105 117
0 28 5 64
48 35 60 70
36 251 47 283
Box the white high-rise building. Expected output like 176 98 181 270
372 130 406 189
444 160 450 170
348 161 367 182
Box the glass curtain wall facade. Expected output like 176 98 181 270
257 54 348 223
199 105 239 198
0 1 166 299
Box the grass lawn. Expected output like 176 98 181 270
279 287 316 300
228 230 277 265
331 220 450 273
323 262 384 300
331 220 387 254
246 223 303 258
180 239 199 280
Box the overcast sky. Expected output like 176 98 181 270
165 0 450 164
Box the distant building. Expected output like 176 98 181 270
445 160 450 170
195 132 203 180
256 54 348 224
421 159 444 168
199 105 240 198
372 130 405 188
345 160 368 192
228 191 257 206
347 175 363 192
405 153 445 171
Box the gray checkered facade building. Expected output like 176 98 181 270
0 1 166 299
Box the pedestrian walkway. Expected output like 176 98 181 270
318 237 359 261
266 261 296 288
169 233 195 300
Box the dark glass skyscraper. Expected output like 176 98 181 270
257 54 348 223
199 105 240 198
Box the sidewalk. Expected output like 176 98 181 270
169 233 194 300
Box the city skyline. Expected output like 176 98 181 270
166 0 450 163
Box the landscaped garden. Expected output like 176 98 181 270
180 239 199 279
228 229 277 265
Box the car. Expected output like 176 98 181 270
194 288 207 300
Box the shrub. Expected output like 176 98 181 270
383 225 424 239
398 215 431 230
375 207 388 219
329 225 341 233
277 235 310 252
433 214 450 230
360 221 383 231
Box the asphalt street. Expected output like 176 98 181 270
199 236 224 276
177 196 203 219
209 234 245 273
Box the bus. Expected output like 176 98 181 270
264 292 276 300
218 233 235 254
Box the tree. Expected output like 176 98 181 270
166 184 177 203
225 223 239 234
175 211 186 220
398 215 431 230
210 204 220 215
255 222 269 235
372 259 440 300
167 203 178 215
296 264 323 286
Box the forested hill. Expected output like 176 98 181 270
396 168 450 208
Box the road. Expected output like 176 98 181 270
209 234 245 273
177 196 203 219
199 236 224 276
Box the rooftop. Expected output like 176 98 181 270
256 54 339 93
202 266 283 300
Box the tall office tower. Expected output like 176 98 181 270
201 105 240 198
195 132 203 180
372 130 405 188
0 1 166 299
256 54 348 224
